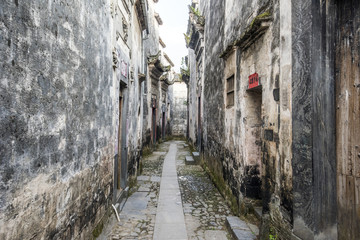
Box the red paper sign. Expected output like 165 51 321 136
121 61 127 78
248 73 259 89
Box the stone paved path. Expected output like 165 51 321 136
176 142 232 240
99 141 249 240
153 143 187 239
98 145 168 240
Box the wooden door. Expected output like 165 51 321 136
336 1 360 238
117 96 123 190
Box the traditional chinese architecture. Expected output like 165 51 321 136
145 51 173 144
185 0 360 239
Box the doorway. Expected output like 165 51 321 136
114 94 123 199
243 90 262 199
197 96 201 151
162 112 166 140
152 95 157 145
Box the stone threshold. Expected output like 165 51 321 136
114 187 129 213
226 216 258 240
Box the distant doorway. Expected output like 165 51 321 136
151 95 157 145
117 96 123 191
162 112 166 140
114 93 123 200
197 96 201 151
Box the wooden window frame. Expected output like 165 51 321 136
226 75 235 107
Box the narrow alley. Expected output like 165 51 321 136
98 140 259 240
1 0 359 239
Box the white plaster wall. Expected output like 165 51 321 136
188 49 198 143
172 82 188 136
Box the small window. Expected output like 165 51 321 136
226 75 235 107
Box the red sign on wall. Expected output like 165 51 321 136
248 73 260 89
121 60 127 78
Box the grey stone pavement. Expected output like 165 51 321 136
153 143 187 239
98 140 258 240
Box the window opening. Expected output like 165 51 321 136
226 75 235 107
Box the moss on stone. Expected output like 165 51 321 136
201 161 239 214
220 11 271 58
138 161 143 175
142 146 153 157
128 176 137 195
250 11 271 28
183 33 190 45
219 45 234 59
92 220 104 238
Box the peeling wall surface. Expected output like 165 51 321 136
0 0 114 239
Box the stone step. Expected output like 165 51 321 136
137 175 150 182
185 156 195 165
254 206 262 220
117 187 129 212
153 151 167 155
226 216 257 240
192 152 200 162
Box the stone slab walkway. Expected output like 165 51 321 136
100 150 167 240
99 141 259 240
153 143 187 240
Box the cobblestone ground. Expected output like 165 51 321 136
99 141 234 240
176 142 233 240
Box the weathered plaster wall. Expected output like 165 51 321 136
188 49 198 144
112 0 129 194
232 4 295 237
238 27 277 201
223 51 236 151
223 0 272 48
159 50 174 140
171 82 187 136
125 1 145 177
278 0 293 233
143 0 160 146
142 2 174 146
197 0 226 192
0 0 114 239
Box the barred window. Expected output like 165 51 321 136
226 75 234 107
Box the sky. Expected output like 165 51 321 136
155 0 191 72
